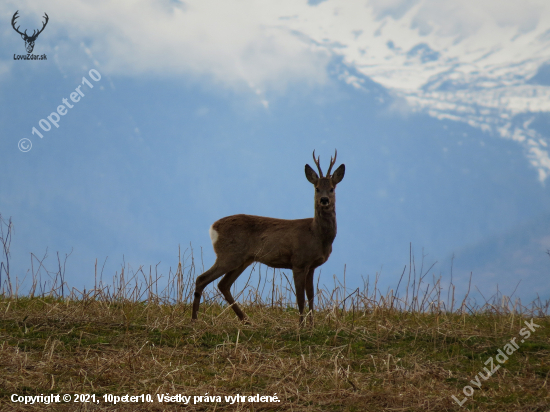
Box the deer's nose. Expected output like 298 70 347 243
320 197 330 205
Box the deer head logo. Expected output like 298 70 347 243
11 10 49 54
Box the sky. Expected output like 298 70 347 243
1 0 550 306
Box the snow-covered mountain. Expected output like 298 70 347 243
282 0 550 181
2 0 550 301
5 2 549 184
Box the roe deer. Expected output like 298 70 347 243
191 150 345 325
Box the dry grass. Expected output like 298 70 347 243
1 294 549 412
0 217 549 411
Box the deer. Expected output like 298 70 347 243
191 150 345 325
11 11 49 54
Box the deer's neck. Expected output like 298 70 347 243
313 205 337 245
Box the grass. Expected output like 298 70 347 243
0 217 549 411
0 296 549 411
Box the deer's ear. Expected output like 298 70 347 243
331 164 345 185
305 164 319 185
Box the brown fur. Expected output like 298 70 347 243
191 151 345 324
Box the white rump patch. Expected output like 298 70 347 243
209 225 219 247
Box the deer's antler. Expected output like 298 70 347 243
312 150 324 178
326 149 337 176
11 11 48 40
32 13 49 39
11 11 25 36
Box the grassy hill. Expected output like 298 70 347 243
0 264 548 411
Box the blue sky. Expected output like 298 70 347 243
1 0 550 304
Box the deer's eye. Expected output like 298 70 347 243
330 188 334 193
316 188 320 193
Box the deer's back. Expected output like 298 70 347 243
210 214 329 269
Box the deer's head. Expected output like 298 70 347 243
305 150 345 209
12 11 49 54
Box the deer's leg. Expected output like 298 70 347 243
192 261 230 320
218 260 252 322
292 268 307 326
305 267 315 326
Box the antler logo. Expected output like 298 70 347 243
11 10 49 54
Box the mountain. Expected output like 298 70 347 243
285 0 550 182
449 212 550 299
1 0 550 303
